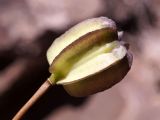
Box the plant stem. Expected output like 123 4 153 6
12 80 53 120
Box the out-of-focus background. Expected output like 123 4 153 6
0 0 160 120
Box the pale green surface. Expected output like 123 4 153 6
72 41 118 68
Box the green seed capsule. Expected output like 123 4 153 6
47 17 132 97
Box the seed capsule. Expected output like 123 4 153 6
47 17 132 97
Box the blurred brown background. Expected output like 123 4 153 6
0 0 160 120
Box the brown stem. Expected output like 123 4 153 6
12 80 53 120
